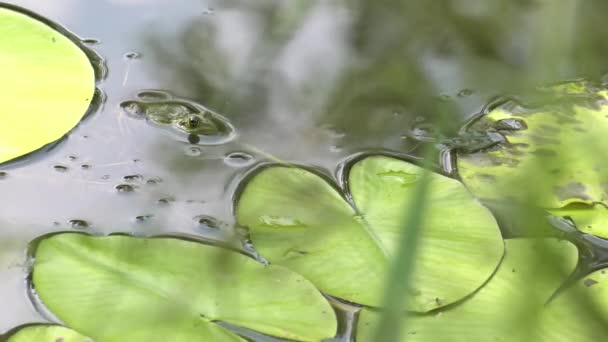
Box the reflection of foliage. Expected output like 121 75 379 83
146 0 608 146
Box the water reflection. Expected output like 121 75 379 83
2 0 608 337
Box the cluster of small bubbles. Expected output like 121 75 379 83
115 184 135 193
224 152 254 167
194 215 222 229
457 89 474 97
124 52 141 60
68 219 89 229
135 215 154 223
185 146 202 157
53 165 69 173
123 174 144 182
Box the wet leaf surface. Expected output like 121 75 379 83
236 155 504 312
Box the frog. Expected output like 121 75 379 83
121 95 235 144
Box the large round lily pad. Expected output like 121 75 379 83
5 325 92 342
356 238 603 342
32 233 337 342
236 155 504 312
0 7 95 164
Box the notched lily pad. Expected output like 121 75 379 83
457 80 608 237
0 7 95 164
31 233 336 342
357 238 589 342
236 155 504 312
4 324 92 342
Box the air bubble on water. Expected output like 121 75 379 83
185 146 202 157
457 89 474 97
67 155 78 161
157 197 174 206
123 174 144 182
195 215 223 229
81 38 100 45
124 52 141 60
81 164 92 170
135 215 154 223
224 152 254 167
101 175 110 180
53 165 69 173
146 177 163 185
115 184 135 193
68 219 89 229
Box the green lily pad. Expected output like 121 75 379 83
5 325 92 342
32 233 336 342
548 203 608 237
0 7 95 164
457 81 608 237
235 155 504 312
457 82 608 207
356 238 602 342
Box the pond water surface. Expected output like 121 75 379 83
0 0 602 339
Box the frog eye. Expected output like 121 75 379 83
187 115 201 128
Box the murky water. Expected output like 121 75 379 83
2 0 605 339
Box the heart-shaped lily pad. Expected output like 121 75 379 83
5 325 92 342
356 238 604 342
457 81 608 236
236 155 504 312
32 233 337 342
0 7 95 164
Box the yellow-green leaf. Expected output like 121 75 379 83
0 7 95 164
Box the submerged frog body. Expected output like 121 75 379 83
121 92 235 144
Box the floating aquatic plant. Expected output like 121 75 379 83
0 7 95 164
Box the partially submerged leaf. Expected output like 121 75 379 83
357 238 593 342
457 81 608 236
5 324 92 342
236 155 504 312
32 233 336 342
548 203 608 238
0 7 95 164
